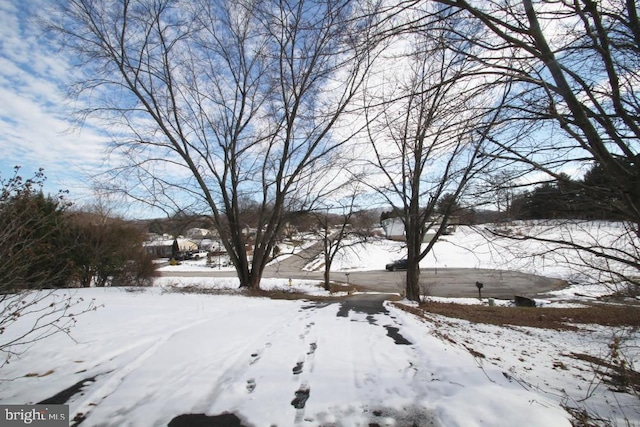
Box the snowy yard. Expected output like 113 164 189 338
324 222 638 285
1 221 639 426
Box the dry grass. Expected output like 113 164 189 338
160 282 364 301
245 282 365 302
394 300 640 426
394 301 640 331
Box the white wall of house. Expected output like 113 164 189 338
186 228 211 239
382 217 440 243
381 218 405 241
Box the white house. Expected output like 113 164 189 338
200 238 225 253
381 217 405 241
381 217 439 243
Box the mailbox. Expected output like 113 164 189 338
475 281 483 300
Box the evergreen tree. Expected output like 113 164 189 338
0 171 72 290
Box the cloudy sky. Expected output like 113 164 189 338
0 0 587 220
0 0 111 207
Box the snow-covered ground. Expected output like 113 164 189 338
1 221 638 426
169 222 631 277
322 222 638 287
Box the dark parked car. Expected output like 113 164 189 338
385 259 408 271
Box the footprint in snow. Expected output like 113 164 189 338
291 384 310 409
249 352 260 365
307 342 317 355
249 343 272 365
292 361 304 375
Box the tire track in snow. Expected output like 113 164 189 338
69 317 211 425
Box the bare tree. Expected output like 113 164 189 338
310 186 372 290
48 0 378 289
475 170 519 221
361 7 498 301
420 0 640 288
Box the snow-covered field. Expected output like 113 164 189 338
1 221 638 426
325 222 638 284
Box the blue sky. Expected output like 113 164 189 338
0 0 111 208
0 0 588 219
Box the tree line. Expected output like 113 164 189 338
0 167 156 292
508 161 640 221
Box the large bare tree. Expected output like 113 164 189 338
48 0 377 289
361 6 499 301
419 0 640 288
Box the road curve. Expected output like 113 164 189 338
160 261 567 299
159 237 567 298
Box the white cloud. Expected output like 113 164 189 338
0 0 112 202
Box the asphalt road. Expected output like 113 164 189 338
267 267 565 299
160 240 567 298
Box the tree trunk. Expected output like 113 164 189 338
406 261 421 302
236 224 280 290
323 236 332 291
405 222 422 302
247 242 271 290
323 268 331 291
246 270 262 290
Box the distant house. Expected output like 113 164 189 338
144 237 199 258
381 217 405 241
381 217 440 243
200 238 225 253
242 224 257 237
282 222 298 238
185 228 212 239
